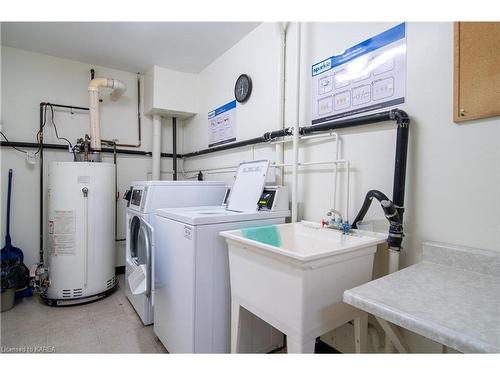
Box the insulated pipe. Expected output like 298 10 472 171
292 22 301 223
301 110 394 135
88 78 127 151
152 114 162 180
182 129 291 158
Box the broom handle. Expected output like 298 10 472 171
6 169 12 237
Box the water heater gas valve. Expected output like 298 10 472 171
29 263 49 293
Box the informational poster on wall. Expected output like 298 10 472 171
208 100 236 148
311 23 406 125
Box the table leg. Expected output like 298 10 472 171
374 316 410 353
353 314 368 353
287 337 316 353
231 300 242 353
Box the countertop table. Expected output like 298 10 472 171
343 242 500 353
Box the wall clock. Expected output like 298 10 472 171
234 74 252 103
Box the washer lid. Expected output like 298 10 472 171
227 160 269 213
130 180 225 187
155 206 290 225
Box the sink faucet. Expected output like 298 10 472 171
321 209 351 235
326 208 343 223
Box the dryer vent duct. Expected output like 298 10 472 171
88 78 127 151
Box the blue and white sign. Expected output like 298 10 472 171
311 23 406 124
208 100 237 148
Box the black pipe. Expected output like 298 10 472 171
300 111 393 135
182 111 394 158
2 141 66 151
298 108 410 217
0 141 175 158
181 108 410 251
172 117 177 180
137 75 142 146
390 109 410 219
183 136 264 158
40 102 88 111
182 128 292 158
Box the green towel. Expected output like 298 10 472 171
241 225 282 247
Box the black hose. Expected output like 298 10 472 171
352 190 391 226
351 189 404 251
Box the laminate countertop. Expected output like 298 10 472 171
343 242 500 353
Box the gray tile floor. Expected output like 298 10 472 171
0 275 168 353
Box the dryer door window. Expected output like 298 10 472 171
130 216 148 265
128 216 154 297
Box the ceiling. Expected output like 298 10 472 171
1 22 260 73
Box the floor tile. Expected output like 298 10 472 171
0 277 167 354
98 326 157 353
53 336 101 353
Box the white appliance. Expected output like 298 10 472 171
125 180 227 325
45 162 116 305
153 160 290 353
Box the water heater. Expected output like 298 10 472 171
43 162 117 305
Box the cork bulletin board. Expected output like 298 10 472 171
454 22 500 123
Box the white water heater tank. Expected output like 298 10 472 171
46 162 116 305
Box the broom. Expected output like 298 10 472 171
1 169 31 297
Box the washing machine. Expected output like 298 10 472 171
153 161 290 353
125 180 227 325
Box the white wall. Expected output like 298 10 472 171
182 22 283 183
182 22 499 352
1 22 498 352
0 46 182 267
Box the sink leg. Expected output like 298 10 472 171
231 300 242 353
354 314 368 353
287 337 316 353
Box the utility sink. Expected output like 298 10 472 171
220 221 387 353
221 221 387 265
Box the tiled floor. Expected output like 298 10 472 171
0 275 168 353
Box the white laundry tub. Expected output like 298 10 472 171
220 221 387 353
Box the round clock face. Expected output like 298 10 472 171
234 74 252 103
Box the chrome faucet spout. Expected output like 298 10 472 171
326 208 343 223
